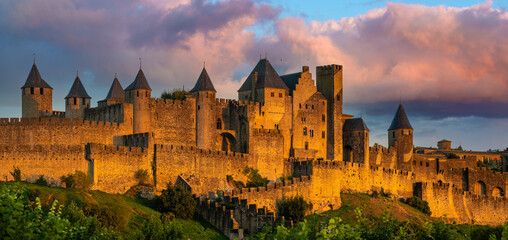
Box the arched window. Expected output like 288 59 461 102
217 118 222 129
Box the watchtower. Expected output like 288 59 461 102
388 103 413 169
190 67 217 150
316 64 343 160
21 62 53 118
65 73 91 119
125 68 151 134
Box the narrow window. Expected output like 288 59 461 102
310 130 314 137
337 95 340 101
271 92 274 97
206 92 209 98
305 104 308 109
74 98 77 105
40 88 44 95
392 132 395 138
279 93 282 97
210 105 212 110
82 98 85 105
303 127 307 136
217 118 222 129
322 131 325 138
275 124 279 129
30 87 34 94
312 105 314 109
198 105 200 110
137 91 139 97
146 92 148 97
299 104 302 109
305 142 309 150
426 162 429 167
322 114 325 122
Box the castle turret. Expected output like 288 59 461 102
316 64 343 160
237 58 289 102
21 62 53 118
343 117 369 166
65 73 91 119
98 74 125 107
190 67 216 150
388 103 413 169
125 68 151 134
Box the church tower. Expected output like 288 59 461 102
316 64 343 160
21 62 53 118
125 67 151 134
388 103 413 169
190 67 216 150
65 73 91 119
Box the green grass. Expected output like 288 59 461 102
307 193 432 225
0 181 226 240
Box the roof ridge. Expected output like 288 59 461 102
190 67 216 92
65 76 91 99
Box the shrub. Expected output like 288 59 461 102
60 173 75 188
74 171 93 191
243 167 269 187
35 175 48 186
405 196 431 215
82 202 130 230
10 166 21 181
226 175 246 189
161 89 189 100
134 169 151 186
156 183 196 220
279 174 293 183
276 195 311 223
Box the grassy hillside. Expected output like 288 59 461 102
316 193 432 224
0 182 226 240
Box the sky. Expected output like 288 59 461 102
0 0 507 151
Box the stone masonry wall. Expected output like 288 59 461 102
0 118 131 146
0 144 88 185
150 98 196 146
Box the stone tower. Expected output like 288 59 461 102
125 68 151 134
21 62 53 118
343 118 370 166
316 64 343 160
237 58 289 102
65 74 91 119
388 103 413 169
190 67 217 150
98 74 124 107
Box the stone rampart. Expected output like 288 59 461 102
154 144 248 193
150 98 196 146
420 182 508 225
0 144 88 185
86 143 151 193
0 117 131 146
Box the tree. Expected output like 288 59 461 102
276 195 311 223
156 183 196 220
243 167 270 187
405 196 431 215
9 166 21 181
134 169 151 186
161 89 189 100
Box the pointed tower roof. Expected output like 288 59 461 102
388 103 413 130
190 67 216 92
65 75 91 99
125 69 151 91
238 58 289 92
344 118 370 131
21 63 52 89
104 75 125 101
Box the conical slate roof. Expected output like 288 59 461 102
238 58 289 92
343 118 370 131
104 76 125 101
190 67 216 92
125 69 151 91
388 103 413 130
65 76 91 99
21 64 52 89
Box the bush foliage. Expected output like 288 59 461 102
405 196 431 216
134 169 151 186
34 175 48 186
243 167 270 188
161 89 189 100
276 195 311 223
61 170 93 191
9 166 21 181
156 183 196 220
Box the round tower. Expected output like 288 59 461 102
21 62 53 118
65 73 91 119
125 68 151 134
190 67 217 150
388 103 413 169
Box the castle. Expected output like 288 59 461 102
2 58 508 237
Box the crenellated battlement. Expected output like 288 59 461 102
151 97 195 107
0 117 126 128
155 144 248 158
252 128 282 137
316 64 342 75
87 143 148 156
